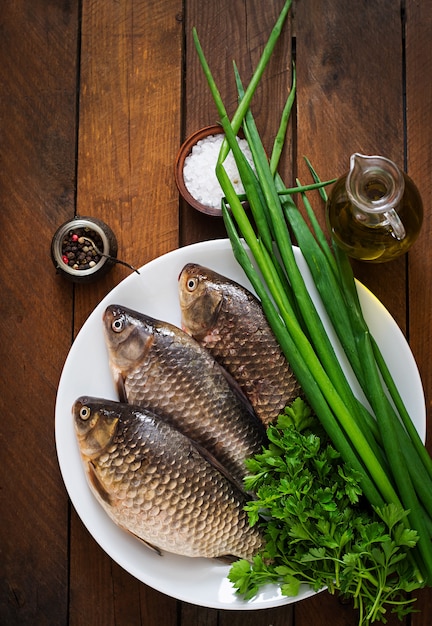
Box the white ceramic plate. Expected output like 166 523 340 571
55 239 426 610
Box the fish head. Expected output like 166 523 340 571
178 263 224 340
73 396 120 459
103 304 154 374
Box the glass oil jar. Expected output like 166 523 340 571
326 153 423 262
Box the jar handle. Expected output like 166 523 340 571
384 208 406 241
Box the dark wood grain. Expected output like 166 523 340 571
405 0 432 455
295 0 407 331
405 1 432 623
0 1 78 624
73 0 183 327
1 0 432 624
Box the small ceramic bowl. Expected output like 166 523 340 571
51 216 118 284
176 124 254 218
175 124 226 216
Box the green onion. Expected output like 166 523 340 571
269 59 296 176
193 0 432 585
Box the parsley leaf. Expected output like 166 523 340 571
229 398 425 624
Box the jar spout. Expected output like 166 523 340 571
350 153 370 178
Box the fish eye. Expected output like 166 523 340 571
80 406 91 420
186 277 198 292
111 316 125 333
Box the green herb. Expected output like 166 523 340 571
228 399 423 625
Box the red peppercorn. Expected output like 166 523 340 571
62 255 69 264
71 233 79 242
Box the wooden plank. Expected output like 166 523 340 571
181 0 293 246
181 603 295 626
294 0 407 331
69 1 182 623
73 0 183 327
0 0 78 624
405 1 432 622
405 0 432 452
180 603 218 626
219 606 294 625
294 1 408 623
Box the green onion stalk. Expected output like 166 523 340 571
193 0 432 584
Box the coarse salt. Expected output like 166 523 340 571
183 133 254 209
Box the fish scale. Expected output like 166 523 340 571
73 397 263 559
103 304 267 485
179 263 304 426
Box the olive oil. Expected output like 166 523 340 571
326 155 423 263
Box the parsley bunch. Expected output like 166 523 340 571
229 399 424 625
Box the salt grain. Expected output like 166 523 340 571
183 133 254 209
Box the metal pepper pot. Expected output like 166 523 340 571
51 216 118 284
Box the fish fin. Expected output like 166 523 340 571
218 364 255 413
214 554 241 564
121 528 163 556
190 439 247 495
139 539 163 556
218 364 267 436
116 374 128 403
87 462 112 506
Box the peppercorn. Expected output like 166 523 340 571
61 227 105 270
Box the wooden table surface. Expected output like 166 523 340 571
1 1 431 624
